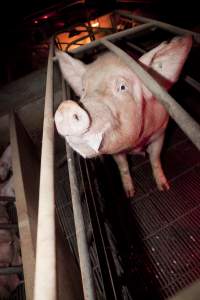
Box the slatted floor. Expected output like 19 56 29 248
128 126 200 299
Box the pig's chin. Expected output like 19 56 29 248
65 135 103 159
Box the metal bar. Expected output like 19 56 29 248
101 39 200 150
10 112 36 300
125 40 200 95
125 41 146 54
125 42 200 94
185 75 200 93
34 39 56 300
117 10 200 43
0 266 23 275
66 28 114 51
71 22 153 54
61 78 96 300
0 196 15 202
0 223 18 230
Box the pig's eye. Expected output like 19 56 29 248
118 83 128 92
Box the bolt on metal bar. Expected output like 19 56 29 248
117 10 200 43
61 77 96 300
34 39 56 300
101 39 200 150
71 22 153 54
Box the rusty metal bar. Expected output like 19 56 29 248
117 10 200 43
71 22 153 54
61 78 96 300
101 39 200 150
34 39 56 300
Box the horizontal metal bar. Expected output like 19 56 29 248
62 80 96 300
71 22 153 54
0 266 23 275
34 39 57 300
0 223 18 229
101 39 200 150
117 10 200 43
125 41 146 54
0 196 15 202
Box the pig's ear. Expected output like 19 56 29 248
139 36 192 89
56 50 86 96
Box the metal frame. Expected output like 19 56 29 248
62 79 96 300
35 12 200 300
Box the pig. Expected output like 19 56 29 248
0 274 21 299
54 36 192 197
0 175 15 198
0 205 9 223
0 145 12 181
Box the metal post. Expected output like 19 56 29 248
101 39 200 150
61 78 96 300
34 39 56 300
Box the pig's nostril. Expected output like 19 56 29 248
73 114 80 121
55 100 90 136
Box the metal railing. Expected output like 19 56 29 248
33 13 200 300
34 39 56 300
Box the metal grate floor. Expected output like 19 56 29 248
117 124 200 299
55 120 200 300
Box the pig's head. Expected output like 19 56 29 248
55 36 192 158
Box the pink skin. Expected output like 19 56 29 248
55 36 192 197
0 145 12 182
0 274 21 298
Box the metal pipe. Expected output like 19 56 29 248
0 223 18 230
117 10 200 43
0 266 23 275
61 78 96 300
185 75 200 93
101 39 200 150
71 22 153 54
0 196 15 202
34 39 56 300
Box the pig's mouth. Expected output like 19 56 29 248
64 123 111 158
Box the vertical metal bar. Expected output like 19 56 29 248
34 39 56 300
62 78 96 300
101 39 200 150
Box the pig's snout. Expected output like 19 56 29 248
55 100 90 137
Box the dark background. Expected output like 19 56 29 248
0 0 199 86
